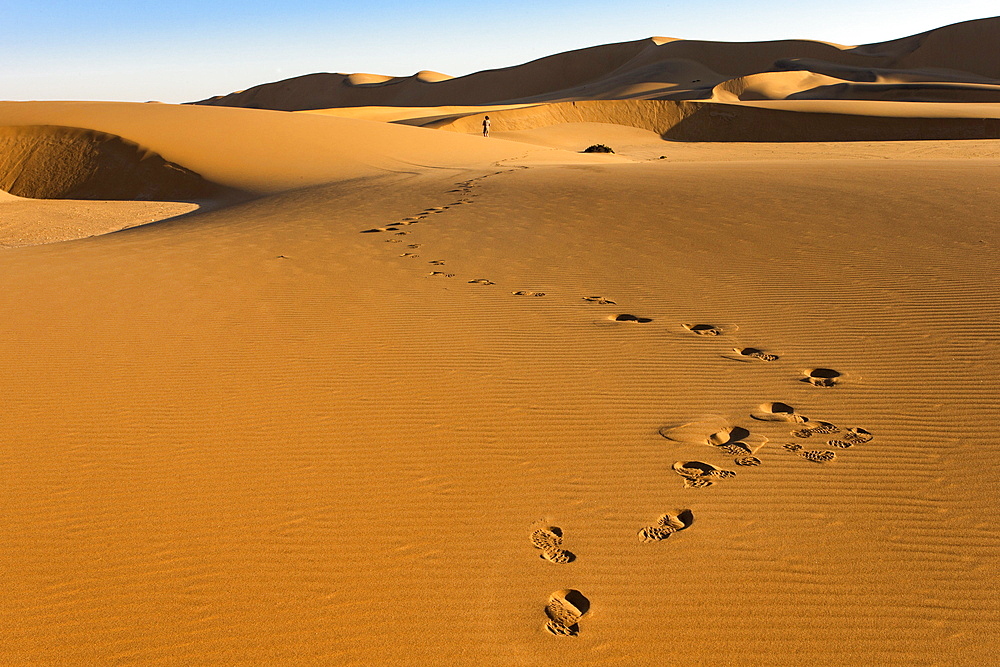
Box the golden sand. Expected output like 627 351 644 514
1 17 998 665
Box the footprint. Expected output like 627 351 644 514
513 291 545 297
613 314 652 323
734 456 762 466
638 509 693 543
734 347 779 362
663 421 768 454
399 253 419 258
792 422 840 438
682 323 737 336
706 426 767 464
660 419 766 457
828 428 872 448
804 368 841 387
407 244 422 249
659 417 731 443
428 271 455 277
751 401 808 423
385 239 402 243
394 231 409 236
672 461 736 488
583 296 617 305
544 590 590 637
468 279 495 285
800 449 837 463
428 260 446 265
530 526 575 564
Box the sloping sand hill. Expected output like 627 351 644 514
0 125 221 200
193 17 1000 109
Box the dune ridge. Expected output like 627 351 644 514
192 17 1000 110
424 99 1000 142
0 125 222 201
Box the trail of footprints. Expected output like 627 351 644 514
360 171 548 294
358 168 876 638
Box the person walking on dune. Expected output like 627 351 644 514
482 115 491 138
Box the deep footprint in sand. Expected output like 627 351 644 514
530 526 575 564
672 461 736 488
513 291 545 297
544 590 590 636
583 296 617 305
805 368 842 387
660 420 765 465
682 323 737 336
752 401 808 423
735 347 779 362
399 253 419 258
638 509 693 543
613 314 653 323
428 271 455 277
468 279 495 285
428 260 446 265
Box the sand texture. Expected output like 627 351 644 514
2 17 1000 666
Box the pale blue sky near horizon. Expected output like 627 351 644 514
2 0 996 103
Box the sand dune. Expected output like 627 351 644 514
422 99 1000 142
0 125 221 200
194 17 1000 109
0 101 538 194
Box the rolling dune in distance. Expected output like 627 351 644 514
1 15 999 666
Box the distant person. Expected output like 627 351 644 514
482 115 491 138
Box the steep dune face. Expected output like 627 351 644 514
425 99 1000 142
712 71 1000 103
0 125 221 200
191 17 1000 110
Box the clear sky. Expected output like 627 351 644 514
2 1 996 103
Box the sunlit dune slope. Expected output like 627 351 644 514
0 102 538 195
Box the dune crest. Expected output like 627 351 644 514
0 125 222 201
191 17 1000 110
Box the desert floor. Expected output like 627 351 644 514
0 118 997 664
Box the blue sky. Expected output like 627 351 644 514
2 1 996 103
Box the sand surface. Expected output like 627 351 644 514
3 18 1000 665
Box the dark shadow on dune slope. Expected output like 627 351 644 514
0 125 234 201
